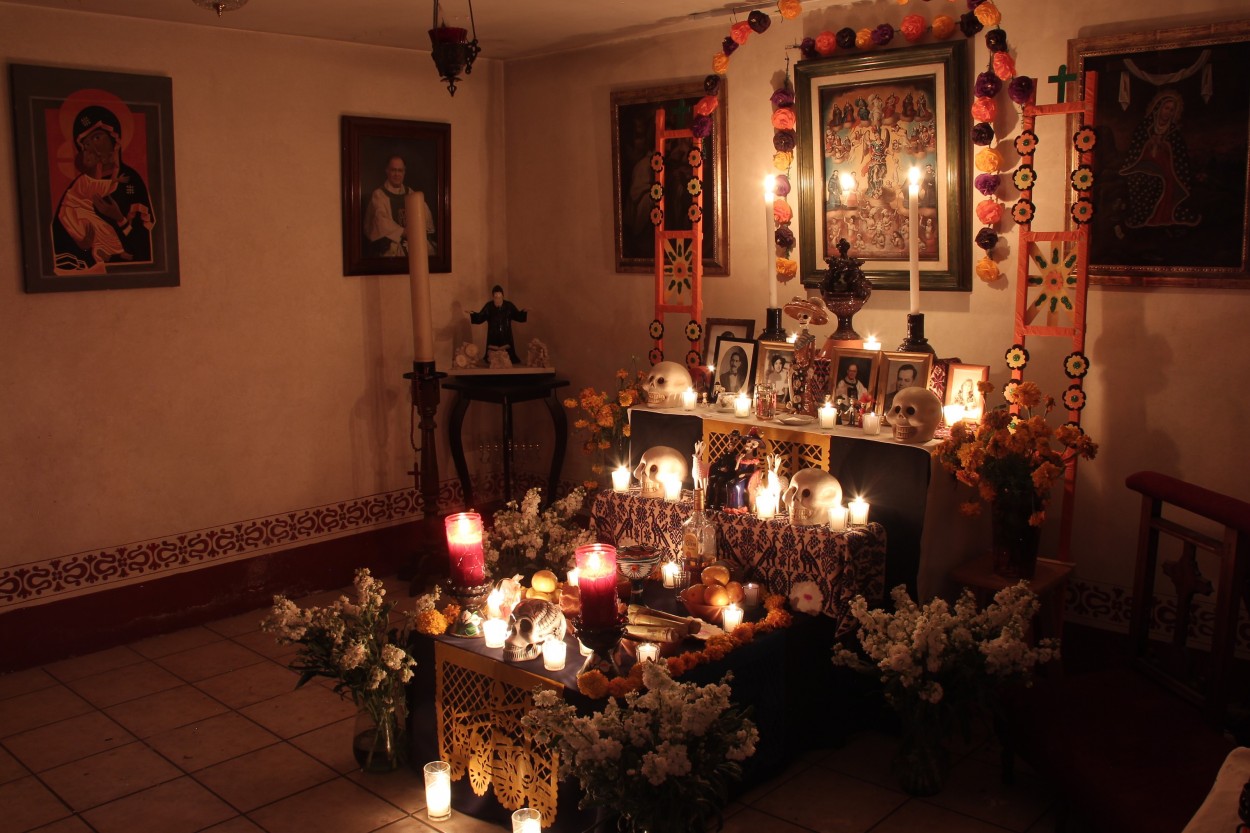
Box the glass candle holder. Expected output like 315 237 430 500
661 562 680 588
682 389 697 411
512 808 542 833
574 544 619 629
829 504 849 532
424 761 452 821
849 497 870 526
542 639 567 671
636 642 660 663
722 604 744 633
611 467 631 492
444 512 485 587
483 618 507 649
743 582 761 607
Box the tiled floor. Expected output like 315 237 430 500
0 578 1061 833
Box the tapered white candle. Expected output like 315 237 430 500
406 192 435 362
764 175 777 308
907 167 921 315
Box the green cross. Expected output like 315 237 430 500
1049 64 1078 104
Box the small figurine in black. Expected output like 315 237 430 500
470 284 527 365
706 429 762 512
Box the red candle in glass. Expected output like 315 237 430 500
575 543 619 629
444 512 486 587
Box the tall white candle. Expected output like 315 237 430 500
406 192 435 363
764 175 777 308
907 167 921 315
424 761 452 821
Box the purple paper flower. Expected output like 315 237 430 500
871 24 894 46
800 37 818 61
959 12 983 37
775 226 796 249
971 122 995 146
721 36 739 56
773 131 796 152
836 28 857 50
975 173 1001 196
975 71 1002 98
691 115 712 139
774 174 792 197
748 10 771 33
1008 76 1035 105
770 87 795 108
975 227 999 251
985 29 1009 53
704 75 722 96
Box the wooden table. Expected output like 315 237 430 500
949 554 1073 639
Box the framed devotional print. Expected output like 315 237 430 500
611 79 729 275
795 40 971 292
10 64 180 293
1069 20 1250 288
341 116 450 276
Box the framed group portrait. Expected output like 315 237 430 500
878 351 934 423
756 340 797 408
10 64 180 293
700 317 755 366
611 79 729 275
711 335 756 397
945 362 990 417
829 347 882 406
341 116 450 276
1069 19 1250 288
795 40 971 292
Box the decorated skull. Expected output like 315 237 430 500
641 361 693 408
633 446 689 498
782 468 844 526
888 386 943 443
503 598 567 662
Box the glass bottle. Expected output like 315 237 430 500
681 489 718 585
755 382 776 420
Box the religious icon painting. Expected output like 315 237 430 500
10 64 180 292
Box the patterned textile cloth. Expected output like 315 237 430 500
590 490 886 633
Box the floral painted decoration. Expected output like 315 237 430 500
1063 351 1090 379
687 147 704 168
1012 164 1036 191
649 152 664 173
686 178 702 196
687 205 702 223
649 182 664 202
685 349 702 369
1070 199 1095 225
1073 125 1097 153
1004 343 1029 369
1014 130 1038 155
649 207 664 226
648 347 663 365
1011 199 1035 224
1062 385 1086 411
1070 165 1094 192
648 319 664 340
684 320 703 342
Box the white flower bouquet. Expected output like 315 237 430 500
483 487 595 579
521 662 758 833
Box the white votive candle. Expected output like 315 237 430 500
636 642 660 663
541 639 567 671
512 808 542 833
566 567 579 587
743 582 761 607
829 504 849 532
612 466 630 492
863 335 882 351
849 497 870 526
755 489 778 520
819 400 836 429
943 404 965 427
578 640 593 656
483 617 507 649
723 604 743 633
861 412 881 435
662 562 680 589
682 389 697 411
424 761 452 821
734 391 751 418
662 475 683 502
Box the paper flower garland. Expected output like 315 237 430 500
770 72 799 285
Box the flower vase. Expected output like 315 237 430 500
352 695 408 773
891 716 950 797
991 493 1041 579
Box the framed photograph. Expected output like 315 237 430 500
795 40 971 292
945 363 990 417
611 80 729 275
1069 20 1250 288
829 347 882 407
10 64 179 293
756 340 797 408
878 351 935 423
711 335 757 397
701 317 755 365
341 116 450 276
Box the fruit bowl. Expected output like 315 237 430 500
678 597 726 626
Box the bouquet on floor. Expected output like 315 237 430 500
483 486 595 580
522 661 758 833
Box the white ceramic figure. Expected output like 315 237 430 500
747 454 789 512
633 446 689 499
641 361 693 408
782 468 844 526
888 386 943 443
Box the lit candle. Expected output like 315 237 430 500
734 391 751 418
828 503 848 532
722 604 744 633
662 562 680 588
743 582 761 607
444 512 485 587
512 808 542 833
483 617 507 649
907 166 921 315
574 544 619 629
611 466 631 492
682 389 697 411
542 639 567 671
861 412 881 435
943 404 965 427
818 399 836 429
424 761 452 822
755 487 778 520
849 497 870 526
965 405 983 424
406 192 435 363
636 642 660 663
662 475 683 502
566 567 580 587
765 175 777 309
863 335 882 351
578 640 593 656
485 588 503 619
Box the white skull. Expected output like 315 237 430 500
642 361 693 408
782 468 844 526
888 386 943 443
503 599 567 662
633 446 689 498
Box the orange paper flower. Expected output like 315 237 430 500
975 147 1003 173
971 96 998 123
815 31 836 55
730 21 753 44
974 1 1002 26
900 14 926 42
993 52 1016 81
771 107 796 130
855 28 873 49
778 0 802 19
931 15 956 39
975 255 1001 282
712 53 730 74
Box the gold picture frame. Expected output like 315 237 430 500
755 339 797 409
829 347 883 408
877 351 934 423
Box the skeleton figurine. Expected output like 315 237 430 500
692 440 710 492
888 387 943 443
782 468 844 526
747 454 789 515
632 446 689 498
641 361 693 409
723 431 764 512
503 598 567 662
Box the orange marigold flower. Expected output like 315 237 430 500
619 390 635 407
415 609 449 636
577 670 609 699
977 380 995 395
562 398 577 409
1029 510 1046 527
622 425 632 438
1014 380 1042 409
441 602 460 621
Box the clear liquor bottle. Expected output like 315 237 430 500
681 488 718 585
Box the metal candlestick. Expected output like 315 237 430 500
759 307 789 342
448 581 492 638
403 360 449 592
898 313 936 355
574 619 625 678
